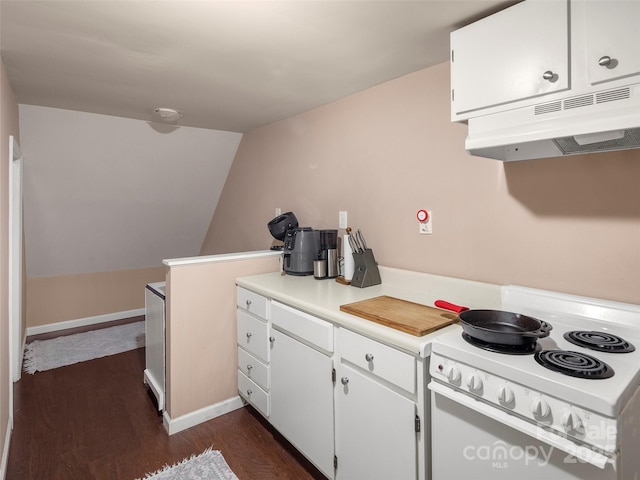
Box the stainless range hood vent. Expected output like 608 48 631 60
465 84 640 161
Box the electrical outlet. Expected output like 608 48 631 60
339 211 348 229
275 208 282 217
419 211 432 235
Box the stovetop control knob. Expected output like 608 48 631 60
447 366 461 384
467 374 483 394
530 396 551 419
498 385 514 406
561 410 584 435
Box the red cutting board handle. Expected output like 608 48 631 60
435 300 469 313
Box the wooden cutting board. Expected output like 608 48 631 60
340 295 458 336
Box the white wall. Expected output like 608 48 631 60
19 105 242 278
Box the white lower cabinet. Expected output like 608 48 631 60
236 288 423 480
335 327 418 480
270 302 335 479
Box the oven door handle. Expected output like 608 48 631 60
429 381 615 470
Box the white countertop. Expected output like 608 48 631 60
236 266 502 357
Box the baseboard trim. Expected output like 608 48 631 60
163 396 245 435
26 308 145 337
1 415 12 480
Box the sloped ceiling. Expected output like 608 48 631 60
19 105 241 277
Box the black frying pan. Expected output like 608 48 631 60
435 300 552 347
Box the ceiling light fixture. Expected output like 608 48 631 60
153 107 183 122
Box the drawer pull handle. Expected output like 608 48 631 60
598 55 612 67
542 70 557 82
365 353 374 362
246 299 252 307
341 377 349 386
269 336 276 343
247 364 253 371
246 332 252 338
247 389 253 395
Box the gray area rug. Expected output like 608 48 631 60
23 321 145 373
138 448 238 480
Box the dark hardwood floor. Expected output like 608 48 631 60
7 319 325 479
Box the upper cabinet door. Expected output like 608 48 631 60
451 0 570 118
585 0 640 85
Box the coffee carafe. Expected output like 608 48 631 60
318 229 338 279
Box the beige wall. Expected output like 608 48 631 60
165 255 279 419
202 62 640 305
26 266 166 328
1 57 20 476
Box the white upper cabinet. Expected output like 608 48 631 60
451 0 569 118
450 0 640 123
585 0 640 85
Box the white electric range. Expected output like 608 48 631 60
428 286 640 480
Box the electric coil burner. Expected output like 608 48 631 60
564 330 636 353
534 349 615 379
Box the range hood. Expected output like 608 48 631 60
465 83 640 161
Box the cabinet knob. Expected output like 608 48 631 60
246 299 252 307
247 364 253 371
598 55 613 67
246 332 252 338
246 389 253 396
269 336 275 343
341 377 349 386
542 70 556 81
365 353 374 362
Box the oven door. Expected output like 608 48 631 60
429 382 619 480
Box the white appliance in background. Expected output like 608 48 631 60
429 286 640 480
144 282 166 411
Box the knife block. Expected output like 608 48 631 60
350 249 381 288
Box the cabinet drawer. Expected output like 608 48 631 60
238 347 269 391
337 328 415 394
236 287 268 320
237 309 270 362
238 371 269 417
271 301 333 353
